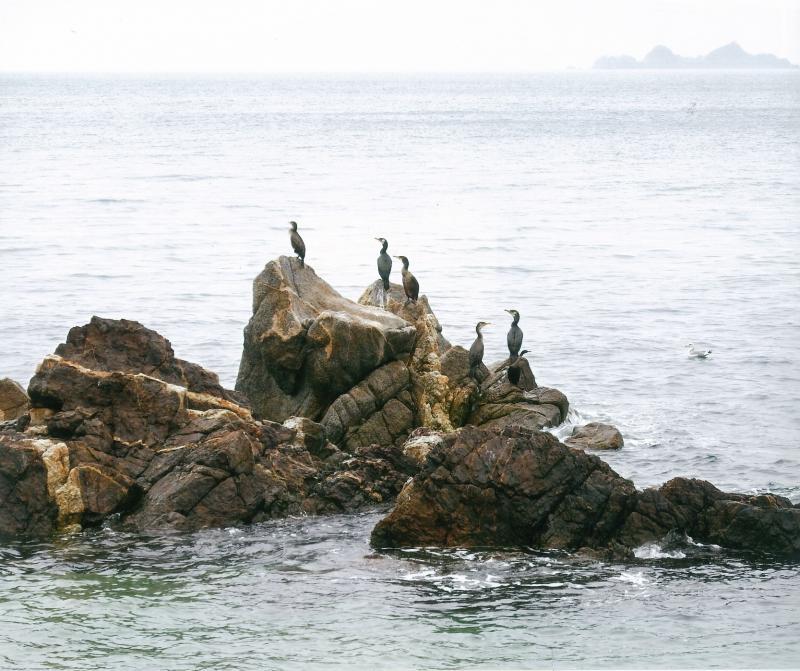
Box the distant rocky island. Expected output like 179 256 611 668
595 42 797 69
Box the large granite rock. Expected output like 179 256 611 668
236 258 415 423
0 378 29 421
236 264 567 451
0 320 421 536
371 426 800 557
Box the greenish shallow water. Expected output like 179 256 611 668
1 511 798 670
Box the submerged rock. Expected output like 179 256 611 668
371 426 800 557
0 378 29 421
565 422 624 450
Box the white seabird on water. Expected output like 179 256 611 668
686 343 712 358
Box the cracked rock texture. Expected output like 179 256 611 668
371 425 800 556
0 318 418 535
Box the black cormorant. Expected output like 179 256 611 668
469 321 490 380
505 309 523 358
289 221 305 267
393 255 419 304
507 349 530 386
375 238 392 290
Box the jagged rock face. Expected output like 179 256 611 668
371 426 636 550
53 316 244 405
655 478 800 555
370 426 800 556
0 378 29 421
0 320 422 536
566 422 624 450
236 258 416 423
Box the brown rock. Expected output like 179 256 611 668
236 258 416 423
371 425 800 557
0 378 29 421
53 316 244 405
566 422 624 450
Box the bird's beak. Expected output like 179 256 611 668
504 309 512 314
375 238 381 241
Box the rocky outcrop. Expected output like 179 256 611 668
371 426 800 557
565 422 624 450
0 378 29 421
0 320 419 536
7 259 791 561
236 258 415 423
236 263 565 450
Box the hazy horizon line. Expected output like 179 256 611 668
3 67 799 77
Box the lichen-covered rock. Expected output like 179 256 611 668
0 378 29 421
359 280 477 434
370 425 800 557
401 428 447 469
566 422 624 450
236 258 416 423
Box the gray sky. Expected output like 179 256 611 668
1 0 798 72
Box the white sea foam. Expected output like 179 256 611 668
615 570 650 586
633 542 686 559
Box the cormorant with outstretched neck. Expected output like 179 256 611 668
507 349 530 386
469 321 490 380
393 255 419 304
289 221 305 267
505 309 523 358
375 238 392 290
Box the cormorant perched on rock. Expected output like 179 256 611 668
375 238 392 290
469 321 490 380
507 349 530 386
393 255 419 304
289 221 305 267
505 309 523 358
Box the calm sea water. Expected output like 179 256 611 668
1 72 799 669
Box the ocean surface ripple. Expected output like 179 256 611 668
1 72 798 668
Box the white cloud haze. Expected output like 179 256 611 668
0 0 798 72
